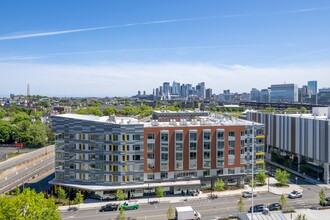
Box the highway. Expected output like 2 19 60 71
0 145 55 194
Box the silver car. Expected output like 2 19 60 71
288 191 303 199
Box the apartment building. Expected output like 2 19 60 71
247 107 330 183
51 113 264 198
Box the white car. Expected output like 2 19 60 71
288 191 303 199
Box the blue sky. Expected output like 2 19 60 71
1 0 330 97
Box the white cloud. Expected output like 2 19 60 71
1 62 330 97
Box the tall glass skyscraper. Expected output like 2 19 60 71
308 81 318 104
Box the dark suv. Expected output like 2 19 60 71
249 204 266 213
268 203 282 211
320 197 330 206
99 203 119 212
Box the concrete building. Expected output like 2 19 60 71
247 107 330 183
270 84 298 103
51 113 265 198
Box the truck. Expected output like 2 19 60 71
175 206 201 220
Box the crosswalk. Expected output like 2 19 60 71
184 198 212 205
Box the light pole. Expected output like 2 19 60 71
268 173 270 192
295 177 298 185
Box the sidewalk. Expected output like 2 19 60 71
58 177 301 212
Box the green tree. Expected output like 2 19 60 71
279 194 287 209
0 121 12 143
57 186 67 200
0 188 61 220
103 107 117 116
249 178 256 188
275 169 290 186
73 191 84 205
214 179 225 191
116 189 125 201
155 186 164 202
237 196 245 213
256 171 267 185
27 122 48 146
167 205 174 220
116 207 127 220
295 214 307 220
320 189 326 205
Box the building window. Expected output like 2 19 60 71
190 152 197 160
217 131 224 139
190 142 197 151
175 132 183 141
203 152 210 159
176 152 183 161
147 134 154 139
161 153 168 162
229 150 235 155
175 143 183 151
228 168 235 174
133 155 141 161
147 153 154 159
228 140 235 148
203 142 210 150
217 151 224 158
147 174 155 180
217 141 224 149
189 132 197 141
133 145 141 151
161 143 168 151
229 131 235 137
147 143 155 151
203 131 211 140
161 133 168 142
133 134 141 141
161 172 168 179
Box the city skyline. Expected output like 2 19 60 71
1 1 330 97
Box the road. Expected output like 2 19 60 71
61 190 320 220
0 145 55 194
0 145 54 174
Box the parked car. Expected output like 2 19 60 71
189 190 199 196
268 203 282 211
288 191 303 199
242 191 257 198
208 193 218 199
121 201 139 210
99 203 119 212
248 204 267 213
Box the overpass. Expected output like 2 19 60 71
0 145 55 194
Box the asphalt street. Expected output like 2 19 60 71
61 190 320 220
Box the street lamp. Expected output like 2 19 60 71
295 177 298 185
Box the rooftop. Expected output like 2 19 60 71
53 113 263 127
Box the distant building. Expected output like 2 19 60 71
260 89 270 103
250 88 260 102
196 82 205 98
308 81 318 104
205 88 212 99
270 83 298 103
241 93 251 102
172 81 180 95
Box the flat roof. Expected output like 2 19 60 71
143 116 263 127
53 113 263 127
53 114 139 125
